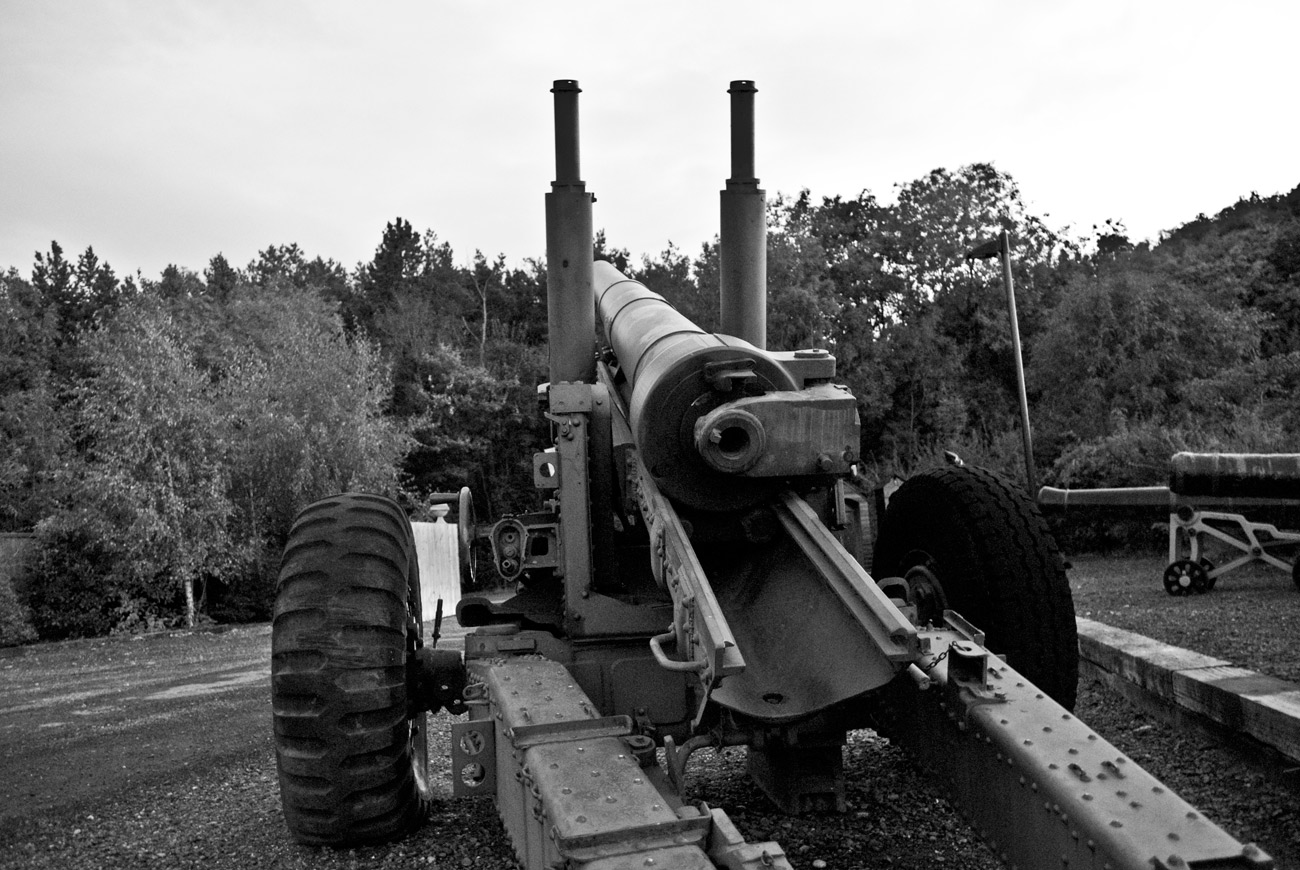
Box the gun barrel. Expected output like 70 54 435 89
1036 486 1173 508
594 260 801 510
1171 451 1300 500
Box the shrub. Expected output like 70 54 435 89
0 574 37 646
18 523 182 639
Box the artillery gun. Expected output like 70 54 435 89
270 81 1273 869
1040 452 1300 595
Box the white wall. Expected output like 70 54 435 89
410 517 460 624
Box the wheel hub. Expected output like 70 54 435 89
901 561 951 628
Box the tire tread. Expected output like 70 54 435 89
271 492 428 846
874 465 1078 708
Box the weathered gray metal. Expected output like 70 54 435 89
999 229 1036 493
273 79 1275 870
885 625 1274 870
967 230 1036 491
594 260 857 511
446 80 1271 869
1171 451 1300 500
719 80 766 348
450 655 792 869
545 79 596 385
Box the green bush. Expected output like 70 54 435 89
202 553 277 625
18 524 179 639
0 574 37 646
1039 418 1300 554
858 425 1037 492
1038 424 1187 553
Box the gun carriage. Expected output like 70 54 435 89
270 81 1273 869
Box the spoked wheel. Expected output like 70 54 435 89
1164 559 1210 596
272 493 430 846
873 465 1078 710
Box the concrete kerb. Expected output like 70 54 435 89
1077 616 1300 769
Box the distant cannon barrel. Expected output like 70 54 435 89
1036 485 1173 508
1170 451 1300 500
1039 452 1300 510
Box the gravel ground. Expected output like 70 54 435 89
2 555 1297 869
4 680 1294 870
1068 553 1300 684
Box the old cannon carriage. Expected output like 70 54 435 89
269 81 1273 869
1040 452 1300 595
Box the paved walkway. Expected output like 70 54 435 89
1077 617 1300 767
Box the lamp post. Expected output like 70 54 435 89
967 230 1036 493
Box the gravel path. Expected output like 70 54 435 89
2 564 1296 869
4 679 1294 870
1069 554 1300 684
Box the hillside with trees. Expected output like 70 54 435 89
2 168 1297 640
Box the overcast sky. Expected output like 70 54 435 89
2 1 1295 282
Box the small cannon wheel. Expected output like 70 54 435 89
271 493 430 846
874 465 1078 710
1164 559 1210 596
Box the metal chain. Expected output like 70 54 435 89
922 644 953 674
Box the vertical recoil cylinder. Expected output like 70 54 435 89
719 80 767 349
545 79 596 384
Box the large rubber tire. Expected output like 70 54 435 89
873 466 1079 710
272 493 430 846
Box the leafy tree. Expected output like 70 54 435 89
498 258 548 346
215 289 407 610
204 253 240 302
17 280 407 635
593 229 631 273
467 251 506 367
1030 250 1259 443
0 269 56 392
765 195 837 351
403 343 539 516
0 383 64 533
30 303 232 634
0 270 64 532
246 243 351 312
32 242 126 341
148 264 206 300
30 241 72 310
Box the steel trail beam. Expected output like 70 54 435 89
878 624 1274 870
453 656 793 870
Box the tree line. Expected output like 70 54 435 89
2 164 1298 640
